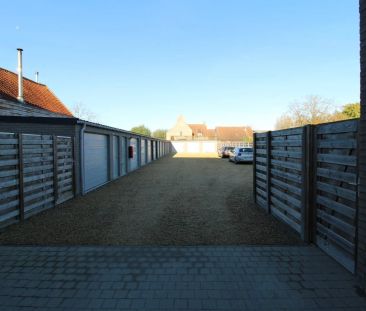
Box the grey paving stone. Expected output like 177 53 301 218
0 245 364 310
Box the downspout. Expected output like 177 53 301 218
79 122 86 195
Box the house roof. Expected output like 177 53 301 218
188 124 208 136
206 129 216 138
0 68 73 117
188 124 217 139
215 126 253 141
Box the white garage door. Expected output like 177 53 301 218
187 142 199 153
147 140 152 162
112 135 119 179
141 139 146 166
129 138 139 171
121 137 127 175
202 141 216 152
84 133 109 192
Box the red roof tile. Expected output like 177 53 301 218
215 126 253 141
188 124 208 136
206 129 216 139
0 68 73 117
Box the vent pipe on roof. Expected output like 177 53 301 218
17 48 24 103
35 71 39 83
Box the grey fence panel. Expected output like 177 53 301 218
22 134 55 217
0 132 20 226
0 132 74 228
314 120 358 273
269 127 305 237
254 132 268 210
56 136 74 204
253 119 359 273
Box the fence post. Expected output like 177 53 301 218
18 133 24 221
309 125 317 243
253 133 257 204
266 131 271 214
302 124 317 243
301 125 312 242
53 136 59 205
355 119 361 279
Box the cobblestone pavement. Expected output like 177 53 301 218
0 245 365 311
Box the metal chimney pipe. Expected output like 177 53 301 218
17 48 24 102
35 71 39 83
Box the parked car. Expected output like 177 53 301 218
229 147 253 164
218 146 235 158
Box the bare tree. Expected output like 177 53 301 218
275 115 294 130
72 102 98 122
275 96 339 130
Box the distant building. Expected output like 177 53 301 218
188 124 216 140
166 115 253 146
166 115 193 140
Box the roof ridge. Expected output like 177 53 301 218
0 67 46 86
0 67 73 117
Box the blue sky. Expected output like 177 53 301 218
0 0 359 131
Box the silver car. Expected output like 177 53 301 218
229 147 253 164
218 146 235 158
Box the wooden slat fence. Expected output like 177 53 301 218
314 120 358 273
254 132 269 210
254 119 359 273
0 132 74 228
270 127 307 239
0 132 20 225
56 136 74 204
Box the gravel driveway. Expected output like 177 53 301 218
0 154 302 245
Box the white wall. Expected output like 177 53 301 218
171 140 218 154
